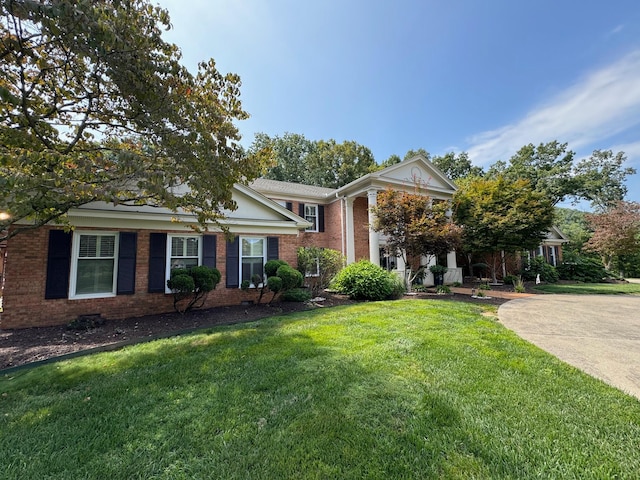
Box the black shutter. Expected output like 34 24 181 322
202 234 217 268
286 202 293 211
298 203 305 217
318 205 325 232
226 237 239 288
117 232 137 295
267 237 279 261
45 230 72 299
148 233 167 293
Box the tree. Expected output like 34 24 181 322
377 154 402 170
431 152 484 181
249 132 313 184
573 149 636 212
167 266 221 313
486 141 576 206
305 139 376 188
372 188 462 289
584 201 640 273
297 246 345 297
453 177 554 282
485 142 635 209
0 0 264 242
403 148 430 161
554 207 592 254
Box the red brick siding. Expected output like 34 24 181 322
353 197 370 261
1 227 301 329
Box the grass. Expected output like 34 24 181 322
2 300 640 479
534 282 640 295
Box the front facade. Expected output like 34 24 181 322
1 155 465 329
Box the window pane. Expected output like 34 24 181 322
99 236 115 257
76 259 114 294
78 235 97 258
305 205 316 217
242 238 264 256
185 237 199 256
171 258 198 270
242 258 264 284
171 237 184 257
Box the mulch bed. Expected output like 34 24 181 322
1 288 516 371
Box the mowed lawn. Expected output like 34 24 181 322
1 300 639 479
534 282 640 295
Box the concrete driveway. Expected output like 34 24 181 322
498 295 640 400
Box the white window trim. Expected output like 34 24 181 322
304 204 319 232
69 231 119 300
165 234 202 294
240 236 267 288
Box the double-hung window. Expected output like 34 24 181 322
241 237 266 287
166 235 201 292
70 232 118 298
304 204 318 232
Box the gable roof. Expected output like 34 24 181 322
59 183 311 233
335 154 458 198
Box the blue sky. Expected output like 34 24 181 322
155 0 640 208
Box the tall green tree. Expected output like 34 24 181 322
249 132 313 184
432 152 484 181
573 149 636 212
372 188 462 288
553 207 592 254
453 177 554 282
0 0 263 241
403 148 430 161
306 139 376 188
486 141 635 209
486 141 576 206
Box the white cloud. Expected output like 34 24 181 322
466 50 640 166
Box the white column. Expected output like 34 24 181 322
446 251 457 269
367 190 380 266
345 197 355 264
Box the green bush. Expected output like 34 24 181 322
266 276 283 294
478 283 491 291
167 266 221 313
265 259 287 278
331 260 397 301
503 274 518 285
281 287 312 302
388 273 407 299
436 285 451 294
521 256 559 283
297 247 345 296
276 265 303 290
557 254 606 283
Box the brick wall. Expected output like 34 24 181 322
0 227 302 329
353 197 370 261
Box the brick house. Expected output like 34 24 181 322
1 155 464 328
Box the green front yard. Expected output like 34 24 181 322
534 282 640 295
2 300 639 479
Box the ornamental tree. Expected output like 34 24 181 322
584 201 640 273
1 0 265 241
372 188 462 288
453 177 554 282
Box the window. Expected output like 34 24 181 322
241 237 266 286
166 235 201 292
304 204 318 232
70 232 118 298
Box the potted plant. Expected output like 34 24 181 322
429 264 448 286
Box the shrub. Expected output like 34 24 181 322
265 259 287 278
167 266 221 313
513 276 526 293
276 265 303 290
521 256 559 283
503 274 518 285
331 260 396 301
388 273 407 299
436 285 451 294
557 254 606 283
297 247 346 296
281 288 312 302
478 283 491 291
452 281 462 287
